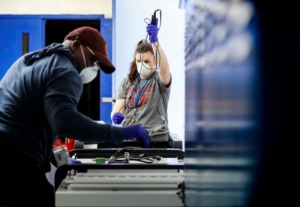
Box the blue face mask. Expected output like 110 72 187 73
79 45 99 84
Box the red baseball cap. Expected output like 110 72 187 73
64 26 115 74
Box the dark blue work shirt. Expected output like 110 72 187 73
0 43 123 172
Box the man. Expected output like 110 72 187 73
0 26 149 207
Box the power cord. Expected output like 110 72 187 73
107 147 162 164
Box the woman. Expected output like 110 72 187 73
111 21 171 143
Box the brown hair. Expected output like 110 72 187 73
128 40 154 84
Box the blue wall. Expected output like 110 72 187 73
0 15 113 122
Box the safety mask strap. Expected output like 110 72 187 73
80 44 87 68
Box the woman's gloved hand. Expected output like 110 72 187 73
123 124 150 148
112 112 124 124
146 18 159 43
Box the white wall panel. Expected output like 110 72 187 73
0 0 112 17
114 0 185 142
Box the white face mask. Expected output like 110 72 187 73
79 45 99 84
79 66 99 84
137 62 153 79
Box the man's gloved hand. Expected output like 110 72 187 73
146 18 159 43
123 124 150 148
68 158 82 164
112 112 124 124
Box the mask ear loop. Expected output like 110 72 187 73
79 44 87 68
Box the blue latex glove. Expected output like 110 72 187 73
123 124 150 148
146 18 159 43
68 158 82 164
112 112 124 124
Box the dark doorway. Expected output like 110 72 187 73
45 20 101 120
